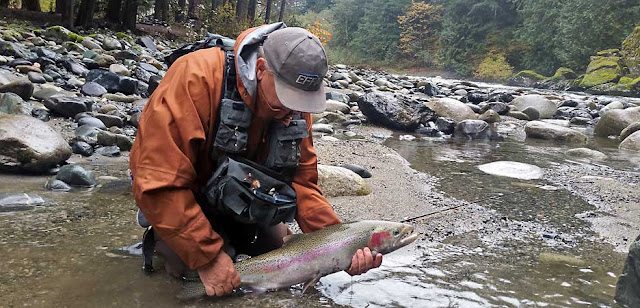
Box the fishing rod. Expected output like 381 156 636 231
400 193 504 223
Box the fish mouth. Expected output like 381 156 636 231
398 225 418 247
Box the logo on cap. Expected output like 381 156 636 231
295 73 319 87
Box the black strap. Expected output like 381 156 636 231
142 226 155 274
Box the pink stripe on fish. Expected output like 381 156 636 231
261 236 362 272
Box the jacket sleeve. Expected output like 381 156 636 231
130 51 224 270
292 113 342 233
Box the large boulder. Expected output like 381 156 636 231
621 122 640 141
317 164 370 197
622 26 640 78
0 114 72 173
524 121 587 143
620 131 640 151
357 91 433 131
454 120 493 140
594 107 640 137
615 235 640 307
579 56 622 88
511 95 557 119
425 98 477 123
507 70 547 87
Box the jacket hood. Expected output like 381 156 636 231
234 22 287 104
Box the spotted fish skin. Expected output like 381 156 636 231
178 220 417 299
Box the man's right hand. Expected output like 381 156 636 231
197 252 241 296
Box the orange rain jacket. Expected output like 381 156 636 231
130 25 342 270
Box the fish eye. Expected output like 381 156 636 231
392 229 400 236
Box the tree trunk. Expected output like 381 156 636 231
61 0 74 29
0 0 9 8
105 0 121 23
211 0 219 10
74 0 96 27
175 0 185 22
277 0 285 22
55 0 62 13
235 0 247 22
122 0 138 31
188 0 201 19
154 0 168 21
264 0 272 23
247 0 256 23
23 0 41 11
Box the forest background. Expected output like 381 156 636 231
3 0 640 81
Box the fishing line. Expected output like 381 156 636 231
400 193 505 223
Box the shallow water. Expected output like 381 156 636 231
0 133 636 307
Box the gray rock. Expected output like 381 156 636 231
114 50 140 61
27 72 46 84
95 145 121 157
326 91 349 104
77 116 106 129
71 141 94 157
594 107 640 137
45 179 72 191
521 106 541 121
357 91 433 131
317 164 370 197
478 110 500 123
355 80 373 88
102 93 141 103
454 120 493 140
81 37 102 50
615 235 640 307
81 82 108 97
55 164 97 187
0 41 32 59
62 59 89 77
31 107 50 122
478 161 543 180
0 79 34 100
32 84 64 101
133 67 152 83
512 95 557 119
0 114 72 173
86 69 138 95
43 96 92 118
426 98 477 123
330 73 346 82
109 63 131 76
93 54 117 67
312 123 334 134
480 102 510 115
139 62 159 74
0 193 45 211
620 131 640 152
95 113 124 128
337 164 372 178
75 124 101 139
103 37 122 51
325 100 350 113
436 117 456 135
0 92 30 115
570 117 592 125
137 36 157 51
565 148 607 161
524 121 588 143
621 122 640 141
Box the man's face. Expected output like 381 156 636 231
256 58 300 121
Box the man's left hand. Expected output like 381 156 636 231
346 247 383 276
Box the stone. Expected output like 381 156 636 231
480 102 510 115
317 164 370 197
620 131 640 151
32 84 64 101
0 114 72 173
55 164 97 187
130 112 141 128
9 59 33 67
312 123 334 134
0 193 45 211
94 54 117 67
565 148 607 161
621 122 640 141
454 89 468 96
31 107 50 122
133 67 152 83
114 50 140 61
355 80 373 88
102 93 141 103
524 121 588 143
45 179 71 191
77 116 106 129
477 161 543 180
570 117 591 125
0 79 34 100
81 37 102 50
95 145 121 157
454 120 493 140
81 82 108 97
62 60 89 77
326 92 349 104
75 124 101 139
137 36 157 51
71 141 94 157
67 77 85 88
86 69 138 95
0 41 32 59
43 96 92 118
139 62 159 74
15 65 42 74
511 95 557 119
337 164 371 179
109 63 131 76
615 235 640 307
95 113 124 127
436 117 456 135
103 37 122 51
507 70 547 87
521 106 541 121
27 72 46 84
357 91 433 131
148 75 162 96
426 98 477 123
0 92 30 115
594 107 640 137
325 100 350 113
478 110 500 123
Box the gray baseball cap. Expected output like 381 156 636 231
263 27 328 113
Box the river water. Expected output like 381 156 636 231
1 88 638 307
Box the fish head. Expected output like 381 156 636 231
365 221 418 254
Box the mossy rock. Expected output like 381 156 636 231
596 49 621 57
43 26 82 43
87 34 98 38
507 70 548 87
514 70 547 80
33 29 42 36
68 32 84 43
580 67 621 88
586 82 632 96
623 26 640 78
116 32 133 42
63 41 87 53
586 56 621 73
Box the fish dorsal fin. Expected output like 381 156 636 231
282 234 303 246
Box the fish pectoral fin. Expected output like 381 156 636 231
302 275 321 294
282 234 303 246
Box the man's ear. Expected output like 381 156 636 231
256 57 268 81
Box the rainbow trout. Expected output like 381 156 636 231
178 220 417 300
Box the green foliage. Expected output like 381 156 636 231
398 2 443 67
327 0 365 50
116 32 134 42
201 2 250 38
474 52 513 81
351 0 411 61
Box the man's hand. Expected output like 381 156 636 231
197 252 241 296
346 247 383 276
